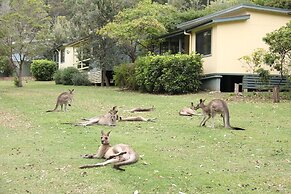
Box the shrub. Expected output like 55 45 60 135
113 63 138 90
71 72 91 86
135 53 203 94
53 69 63 84
30 59 57 81
62 67 80 85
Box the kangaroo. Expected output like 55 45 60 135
194 99 245 130
80 130 139 171
179 102 202 116
46 89 74 112
75 106 118 126
119 116 156 122
130 106 155 113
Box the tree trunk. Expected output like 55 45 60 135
101 69 109 87
272 86 280 103
15 62 23 87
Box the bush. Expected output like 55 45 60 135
53 69 63 84
62 67 80 85
135 53 203 94
71 72 91 86
30 59 57 81
113 63 138 90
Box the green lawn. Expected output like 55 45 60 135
0 81 290 194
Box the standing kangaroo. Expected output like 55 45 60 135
80 130 139 171
179 102 202 116
194 99 245 130
46 89 74 112
75 106 118 126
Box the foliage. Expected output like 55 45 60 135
71 72 91 86
263 21 291 82
61 67 80 85
251 0 291 9
0 0 52 87
239 48 269 74
135 53 203 94
0 56 13 76
256 67 270 84
30 60 57 81
98 0 180 62
53 69 63 84
59 0 137 86
113 63 138 90
54 67 91 86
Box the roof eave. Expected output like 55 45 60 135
177 4 291 30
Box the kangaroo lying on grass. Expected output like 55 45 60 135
130 106 155 113
194 99 245 130
47 89 74 112
179 102 202 116
75 106 118 126
80 130 138 171
119 116 156 122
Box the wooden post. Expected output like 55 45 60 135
234 83 239 95
273 86 280 103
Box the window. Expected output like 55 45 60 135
196 29 211 56
60 49 65 63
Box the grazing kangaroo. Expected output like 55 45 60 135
130 106 155 113
194 99 245 130
179 102 202 116
75 106 118 126
47 89 74 112
119 116 156 122
80 130 139 171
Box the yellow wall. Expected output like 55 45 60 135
58 46 79 69
190 10 290 75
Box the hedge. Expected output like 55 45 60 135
135 53 203 94
30 59 57 81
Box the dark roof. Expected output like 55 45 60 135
177 4 291 30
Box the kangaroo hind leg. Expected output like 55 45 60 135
79 158 119 169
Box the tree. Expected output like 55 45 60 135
251 0 291 9
98 0 180 63
56 0 138 86
263 21 291 102
0 0 52 87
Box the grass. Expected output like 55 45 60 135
0 81 290 194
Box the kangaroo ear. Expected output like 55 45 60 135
199 99 203 103
112 106 117 110
203 99 206 103
101 130 104 135
107 131 111 136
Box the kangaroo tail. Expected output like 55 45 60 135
46 103 58 112
231 127 245 130
61 122 77 125
79 164 102 169
114 153 139 168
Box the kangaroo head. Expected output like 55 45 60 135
69 89 74 94
190 102 195 110
108 106 118 126
101 130 111 145
194 99 206 110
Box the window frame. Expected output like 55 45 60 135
195 28 212 56
60 49 65 63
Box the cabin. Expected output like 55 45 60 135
161 4 291 91
53 37 104 84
